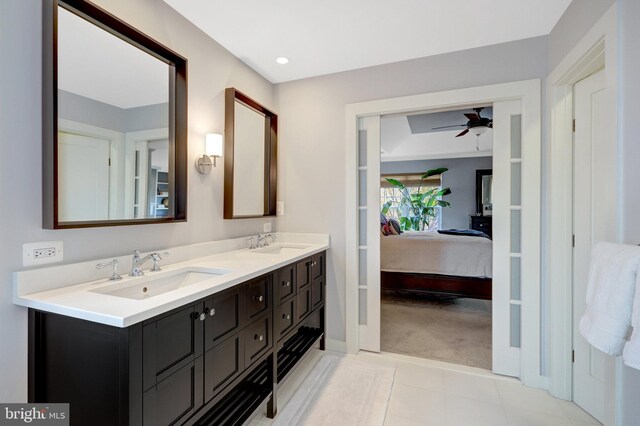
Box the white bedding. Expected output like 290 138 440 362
380 231 492 278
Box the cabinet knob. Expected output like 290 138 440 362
283 314 291 320
255 334 264 341
283 281 291 287
210 308 215 316
199 313 206 321
255 295 264 302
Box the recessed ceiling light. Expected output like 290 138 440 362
276 57 289 65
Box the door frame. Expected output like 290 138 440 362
546 4 619 421
345 78 544 388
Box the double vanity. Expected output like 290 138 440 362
14 233 329 426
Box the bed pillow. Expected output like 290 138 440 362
380 223 390 236
389 219 402 235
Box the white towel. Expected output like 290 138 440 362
579 242 640 355
623 273 640 369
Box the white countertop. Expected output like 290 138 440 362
13 233 329 328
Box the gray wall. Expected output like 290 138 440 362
0 0 275 401
59 89 169 132
618 0 640 422
548 0 615 72
381 157 493 230
275 36 548 344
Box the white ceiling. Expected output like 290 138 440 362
58 7 168 109
163 0 571 83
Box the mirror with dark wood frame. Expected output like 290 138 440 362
42 0 187 229
223 88 277 219
475 169 493 215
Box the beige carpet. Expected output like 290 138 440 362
272 354 394 426
381 294 492 370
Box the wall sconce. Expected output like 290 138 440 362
195 133 223 174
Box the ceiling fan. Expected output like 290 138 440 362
432 107 493 138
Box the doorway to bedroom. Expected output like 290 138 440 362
346 80 542 386
378 107 494 370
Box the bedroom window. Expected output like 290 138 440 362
380 174 442 231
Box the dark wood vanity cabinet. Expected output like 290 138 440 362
29 251 326 426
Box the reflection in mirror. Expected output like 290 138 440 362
233 101 266 216
224 88 277 219
43 0 187 229
57 7 169 222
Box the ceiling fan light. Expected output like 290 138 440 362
469 126 488 137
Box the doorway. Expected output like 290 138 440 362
345 79 544 387
377 108 494 370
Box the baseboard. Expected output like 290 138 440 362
325 338 347 353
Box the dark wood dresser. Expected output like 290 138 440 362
470 215 492 238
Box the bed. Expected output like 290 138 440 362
380 231 492 300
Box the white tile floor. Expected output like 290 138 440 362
248 350 601 426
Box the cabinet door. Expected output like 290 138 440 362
297 287 311 322
296 258 311 291
244 315 272 367
143 302 204 391
204 334 243 403
276 298 296 341
143 357 203 426
275 265 295 303
204 286 241 351
246 275 270 322
311 277 324 309
311 252 325 281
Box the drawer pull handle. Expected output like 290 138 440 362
283 281 291 287
255 295 264 302
283 314 291 320
255 334 264 341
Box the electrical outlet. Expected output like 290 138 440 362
276 201 284 216
263 222 272 233
23 241 63 266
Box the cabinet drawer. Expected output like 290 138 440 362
143 303 204 391
296 258 311 291
276 298 296 341
246 276 270 321
204 334 242 402
297 287 311 322
275 265 295 302
244 315 272 367
311 277 324 309
143 357 203 426
204 286 241 351
311 252 325 281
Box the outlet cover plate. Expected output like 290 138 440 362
23 241 63 267
263 222 272 233
276 201 284 216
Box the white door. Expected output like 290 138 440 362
357 115 381 352
492 99 523 378
58 131 110 221
572 69 607 423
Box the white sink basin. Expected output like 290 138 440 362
90 269 228 300
250 244 310 255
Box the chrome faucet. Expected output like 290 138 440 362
129 250 166 276
256 233 276 248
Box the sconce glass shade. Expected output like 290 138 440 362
205 133 223 157
196 133 223 174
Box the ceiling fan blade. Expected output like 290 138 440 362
464 113 479 121
431 124 467 130
456 129 469 137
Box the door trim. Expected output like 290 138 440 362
545 5 618 417
345 78 543 388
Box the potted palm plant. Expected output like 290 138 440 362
382 167 452 231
